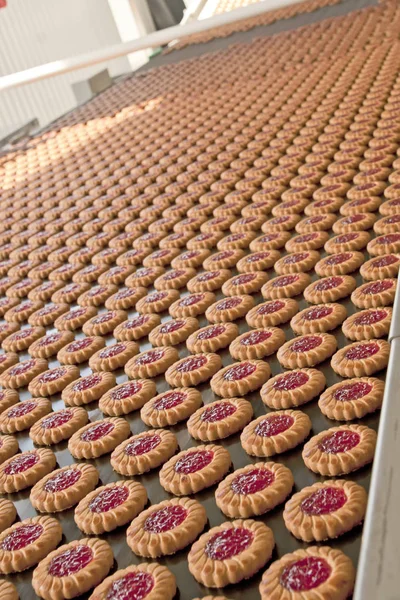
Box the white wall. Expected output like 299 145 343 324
0 0 132 133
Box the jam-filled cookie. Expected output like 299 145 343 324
111 429 178 476
165 353 222 387
114 313 161 341
296 214 337 232
275 251 320 275
159 444 231 496
89 563 176 600
315 252 364 277
367 233 400 256
169 292 216 318
351 279 397 308
82 310 127 336
89 341 139 372
318 377 384 421
153 268 196 291
216 461 294 518
333 212 376 233
57 336 105 364
29 406 88 445
360 254 400 280
331 339 390 377
105 286 148 311
141 388 202 428
0 358 48 389
221 272 268 296
187 323 239 354
32 538 113 600
286 232 329 253
125 346 179 379
30 463 99 512
283 479 367 542
54 305 97 332
0 448 56 493
203 250 245 271
229 328 286 360
210 360 271 397
246 298 298 328
290 303 347 334
187 398 253 441
2 326 46 353
237 250 281 273
188 519 274 588
62 371 116 406
99 379 156 416
28 331 74 359
260 369 326 409
75 480 147 534
205 295 255 323
304 275 356 304
277 333 337 368
325 231 370 254
136 290 180 315
127 497 207 557
28 365 80 397
0 515 62 573
342 307 392 340
149 317 198 347
0 398 51 434
303 424 376 475
261 273 311 299
241 410 312 457
187 270 232 293
259 546 355 600
68 418 130 459
77 284 119 308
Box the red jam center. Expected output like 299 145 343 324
335 233 358 243
7 401 36 418
315 276 343 291
372 255 399 267
41 410 73 429
233 274 256 285
39 333 62 346
197 325 225 340
386 215 400 224
111 381 142 400
147 292 167 303
319 430 361 453
216 297 242 310
274 371 309 390
354 309 387 325
180 294 204 306
377 234 400 244
2 524 43 551
136 349 165 365
255 414 294 437
9 360 35 376
177 355 207 372
363 280 394 294
258 300 285 314
197 271 219 282
106 571 155 600
214 251 234 261
343 214 365 224
301 487 347 515
303 306 333 320
205 527 253 560
284 253 309 264
201 401 236 422
144 505 188 533
73 374 102 391
5 452 39 475
99 344 126 359
346 342 379 360
154 391 186 410
89 486 129 513
175 450 214 474
94 312 114 324
223 362 257 381
81 422 115 442
44 468 81 493
246 251 270 263
334 382 373 401
125 315 148 328
272 275 298 287
67 338 94 352
126 434 161 456
241 330 272 345
163 270 184 281
116 288 137 300
325 253 352 265
49 545 93 577
159 320 184 334
231 468 275 495
39 367 66 383
291 336 322 352
280 557 331 591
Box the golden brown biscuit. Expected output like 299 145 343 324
331 339 390 377
290 303 347 334
68 418 130 459
111 429 178 475
318 377 384 420
260 369 326 409
89 563 176 600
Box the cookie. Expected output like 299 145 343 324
250 232 291 252
315 252 364 276
186 323 239 354
261 273 311 299
0 323 19 345
2 326 46 353
77 285 118 307
110 429 178 475
187 269 231 293
275 251 320 274
57 336 105 364
105 286 148 310
262 215 301 232
259 546 355 599
82 309 127 336
68 417 130 459
127 497 207 557
0 358 48 389
32 538 113 600
290 303 347 334
0 448 56 493
246 299 298 327
0 352 18 375
54 305 97 331
229 328 286 360
89 563 176 600
29 405 89 445
260 369 326 409
241 410 312 457
99 378 155 416
222 272 268 296
302 424 377 475
277 333 337 369
203 250 245 271
188 519 274 588
28 365 80 397
210 360 271 397
62 372 116 406
374 214 400 234
304 275 356 303
30 463 99 512
0 390 19 416
169 292 216 318
360 254 400 280
215 461 294 518
351 279 397 308
0 398 51 434
342 307 392 340
331 339 390 377
125 346 179 379
187 398 253 441
4 299 43 324
28 331 74 358
75 480 147 534
165 353 222 387
283 479 367 542
0 515 62 573
141 388 202 428
332 213 376 233
295 214 337 232
114 314 161 341
237 250 281 272
205 295 255 322
149 317 198 347
325 231 370 254
286 232 329 253
159 444 231 495
367 233 400 257
89 341 139 372
153 268 196 291
136 290 180 314
0 498 17 533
